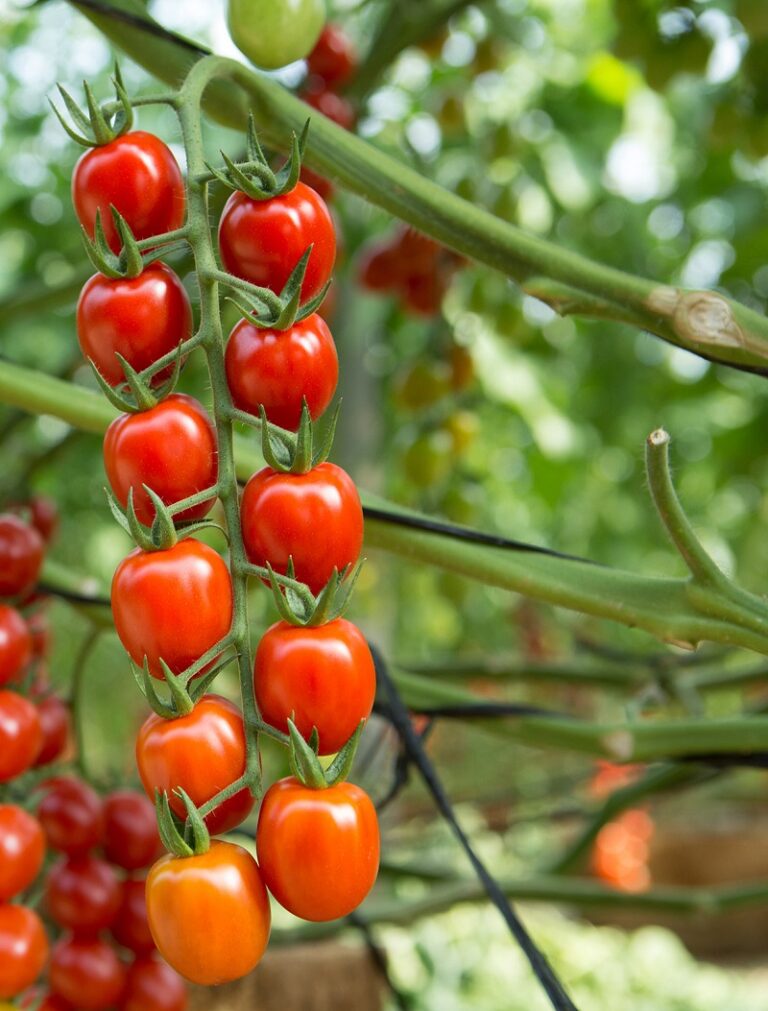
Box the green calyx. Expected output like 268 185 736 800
91 343 184 414
155 788 210 857
266 559 363 627
288 718 365 789
206 113 309 200
82 207 144 279
226 246 331 332
107 485 224 553
50 63 134 148
260 400 339 474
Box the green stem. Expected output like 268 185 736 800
68 625 103 779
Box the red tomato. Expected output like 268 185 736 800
0 605 31 685
45 855 122 933
357 242 400 292
37 777 104 855
136 695 254 835
118 954 187 1011
241 463 363 594
104 395 218 527
34 695 71 767
103 791 162 871
50 934 126 1010
254 619 375 754
402 269 447 317
0 691 41 782
29 495 59 543
218 182 335 301
111 539 233 679
110 878 154 954
77 263 193 387
303 77 355 130
257 777 379 921
27 609 51 659
19 988 73 1011
0 515 44 599
306 24 358 86
72 132 185 253
0 805 45 902
0 904 48 999
146 841 270 985
225 313 338 431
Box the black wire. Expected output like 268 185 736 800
348 913 413 1011
371 643 580 1011
363 506 603 567
381 700 569 720
67 0 211 55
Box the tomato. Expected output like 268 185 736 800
19 990 72 1011
136 695 253 835
358 242 400 292
45 854 122 933
0 605 31 685
104 395 218 527
37 776 104 855
402 269 447 317
0 691 41 782
257 777 379 921
29 496 59 543
0 805 45 902
0 515 44 599
103 791 162 871
306 23 357 86
111 539 233 680
395 360 452 411
0 905 48 999
77 263 193 387
227 0 325 70
302 78 355 131
225 313 338 431
241 463 363 594
146 841 270 985
110 878 154 954
218 182 335 302
72 132 185 253
27 608 51 659
50 934 126 1010
120 955 187 1011
255 619 374 754
34 695 71 767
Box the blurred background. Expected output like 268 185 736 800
4 0 768 1007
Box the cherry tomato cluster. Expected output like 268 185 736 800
588 763 654 893
358 225 465 317
299 23 358 201
65 50 380 987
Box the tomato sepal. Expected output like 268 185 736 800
224 244 331 332
132 657 192 720
50 64 133 148
207 114 309 200
155 788 210 857
265 559 363 627
89 340 184 415
81 207 144 280
287 717 365 789
259 399 339 475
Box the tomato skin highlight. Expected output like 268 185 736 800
104 394 218 527
0 515 44 599
50 934 126 1010
37 776 104 855
0 805 45 902
0 605 31 686
72 131 185 253
0 904 48 999
77 264 192 387
146 841 271 985
136 695 254 835
119 954 188 1011
34 695 71 767
255 619 375 754
218 182 335 301
227 0 325 70
257 777 379 921
241 463 363 594
111 539 233 679
110 877 154 954
0 691 41 782
306 23 357 86
225 313 338 431
45 854 122 933
103 790 162 871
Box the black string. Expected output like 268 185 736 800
68 0 210 55
375 699 566 720
363 506 603 567
371 643 580 1011
348 913 413 1011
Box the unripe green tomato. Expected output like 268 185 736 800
227 0 326 70
403 430 452 488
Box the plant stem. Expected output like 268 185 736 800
69 625 103 779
